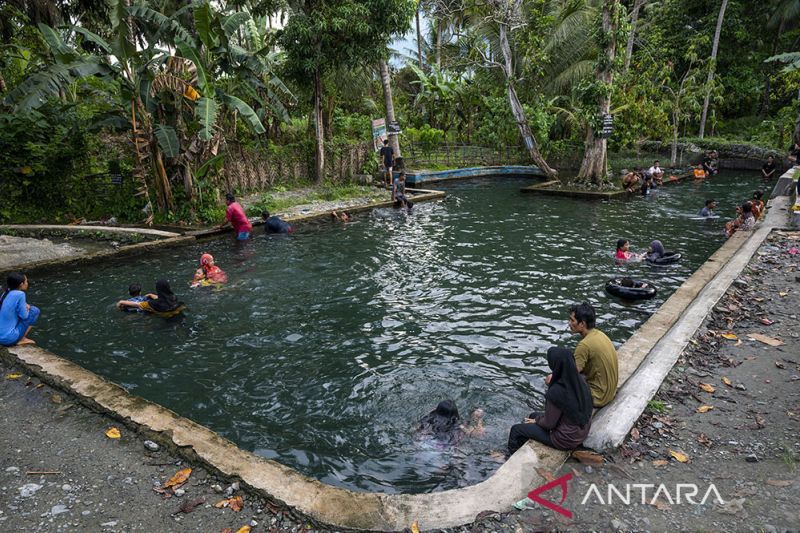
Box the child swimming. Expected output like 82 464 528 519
122 283 147 312
192 253 228 287
615 239 643 261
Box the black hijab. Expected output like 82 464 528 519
545 347 593 427
418 399 461 438
147 279 181 312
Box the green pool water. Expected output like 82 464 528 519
27 172 765 493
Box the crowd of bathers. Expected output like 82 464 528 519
1 153 780 462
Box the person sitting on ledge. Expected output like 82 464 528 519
697 199 717 218
507 347 593 455
392 171 413 209
0 273 40 347
261 211 293 234
724 202 755 238
750 190 765 219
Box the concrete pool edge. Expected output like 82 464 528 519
0 175 791 531
403 166 546 186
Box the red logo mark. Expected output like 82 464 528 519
527 473 573 518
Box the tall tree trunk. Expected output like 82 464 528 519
577 0 618 185
435 17 442 69
623 0 645 75
498 22 556 178
313 68 325 183
699 0 728 139
671 109 679 167
416 7 424 69
379 59 401 158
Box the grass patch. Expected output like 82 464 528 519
244 183 380 217
647 400 668 414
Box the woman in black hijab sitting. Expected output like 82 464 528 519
507 347 593 455
117 279 185 317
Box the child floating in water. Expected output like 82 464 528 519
122 283 147 312
192 253 228 287
615 239 644 261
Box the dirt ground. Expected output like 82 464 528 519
1 231 797 533
0 368 309 532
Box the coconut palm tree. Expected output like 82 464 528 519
698 0 728 139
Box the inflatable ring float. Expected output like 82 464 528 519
605 278 657 301
646 252 681 265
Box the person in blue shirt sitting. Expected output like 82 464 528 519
0 273 40 346
392 171 414 209
261 211 293 234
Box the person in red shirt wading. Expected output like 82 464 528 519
218 193 252 240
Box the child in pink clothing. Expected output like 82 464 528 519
615 239 643 261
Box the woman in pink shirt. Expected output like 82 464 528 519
615 239 644 261
218 193 252 240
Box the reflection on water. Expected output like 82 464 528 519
29 173 763 492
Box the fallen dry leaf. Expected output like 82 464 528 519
722 377 732 387
669 450 690 463
105 427 121 439
754 415 766 429
747 333 785 347
630 427 640 441
536 467 556 482
766 479 794 487
760 318 774 326
50 394 62 404
696 405 714 413
734 339 743 346
572 450 604 464
775 361 786 369
234 526 251 533
215 495 244 512
174 497 205 515
411 521 420 533
652 459 669 467
650 498 672 511
699 382 716 393
697 433 712 448
720 332 738 340
779 291 788 297
163 468 192 489
5 373 23 380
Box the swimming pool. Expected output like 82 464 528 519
27 172 764 493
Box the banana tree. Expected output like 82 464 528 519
4 0 290 219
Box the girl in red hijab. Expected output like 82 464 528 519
192 253 228 287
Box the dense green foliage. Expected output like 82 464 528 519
1 0 799 223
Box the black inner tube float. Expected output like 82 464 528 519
605 278 657 301
646 251 681 265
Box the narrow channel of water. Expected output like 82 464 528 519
27 172 765 493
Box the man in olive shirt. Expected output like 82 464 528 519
561 302 619 407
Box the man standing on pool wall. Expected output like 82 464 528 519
547 303 619 408
218 193 252 240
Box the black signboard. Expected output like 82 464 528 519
110 174 123 185
387 120 401 135
600 114 613 138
